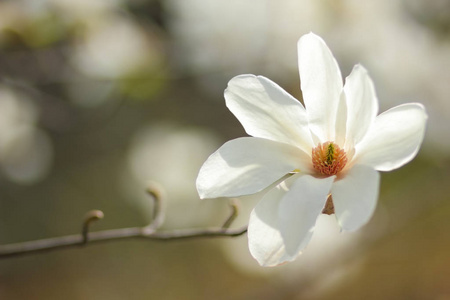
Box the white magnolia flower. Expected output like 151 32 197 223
196 33 427 267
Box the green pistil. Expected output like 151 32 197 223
326 143 335 165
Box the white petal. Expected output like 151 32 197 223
331 165 380 231
298 33 343 142
335 91 347 147
344 65 379 146
248 174 335 267
225 75 314 153
247 177 291 267
278 175 335 259
354 103 427 171
196 137 312 199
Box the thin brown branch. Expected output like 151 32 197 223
222 198 239 229
0 186 247 259
149 226 247 240
0 225 248 259
82 210 104 244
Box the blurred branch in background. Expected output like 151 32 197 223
0 184 247 259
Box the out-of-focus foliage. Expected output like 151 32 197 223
0 0 449 299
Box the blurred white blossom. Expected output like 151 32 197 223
46 0 123 23
124 123 223 228
165 0 327 78
71 15 163 80
0 86 53 183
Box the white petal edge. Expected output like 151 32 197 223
331 164 380 231
196 137 312 199
343 64 379 147
248 174 335 267
354 103 427 171
298 32 343 142
225 74 314 153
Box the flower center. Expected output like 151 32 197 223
312 141 347 176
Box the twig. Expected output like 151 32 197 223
82 210 104 244
142 183 165 235
222 198 239 229
0 187 247 259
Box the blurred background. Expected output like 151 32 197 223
0 0 449 299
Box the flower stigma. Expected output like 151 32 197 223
312 142 348 176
